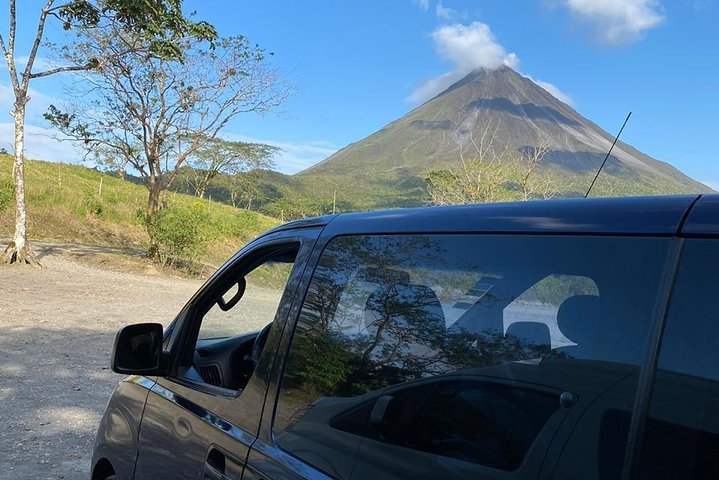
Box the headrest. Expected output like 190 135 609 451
505 321 551 349
557 295 600 344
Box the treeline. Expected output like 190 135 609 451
169 167 342 221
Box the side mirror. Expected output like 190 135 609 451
111 323 166 375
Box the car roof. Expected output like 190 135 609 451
267 195 719 238
681 194 719 237
325 195 710 237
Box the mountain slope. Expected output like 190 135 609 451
300 66 710 196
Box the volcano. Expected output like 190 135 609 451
299 66 709 196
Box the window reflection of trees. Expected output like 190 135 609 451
283 235 562 404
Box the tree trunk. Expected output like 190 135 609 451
2 99 40 267
198 169 214 200
145 172 162 258
147 174 161 216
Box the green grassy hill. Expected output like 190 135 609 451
0 154 279 266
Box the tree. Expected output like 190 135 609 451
186 137 280 199
227 170 262 209
425 124 560 206
0 0 215 266
46 27 289 256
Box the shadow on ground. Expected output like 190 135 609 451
0 326 120 479
0 251 202 479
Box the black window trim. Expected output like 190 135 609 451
167 234 311 398
621 237 685 480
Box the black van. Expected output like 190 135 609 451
92 195 719 480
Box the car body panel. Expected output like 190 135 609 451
680 194 719 237
91 376 155 479
134 380 253 479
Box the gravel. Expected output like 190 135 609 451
0 245 204 479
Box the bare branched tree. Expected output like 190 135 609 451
516 143 562 201
426 123 561 206
0 0 215 266
45 26 290 255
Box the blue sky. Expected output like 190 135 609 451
1 1 718 188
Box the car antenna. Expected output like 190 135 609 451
584 111 632 198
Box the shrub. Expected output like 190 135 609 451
149 202 210 269
82 192 104 217
134 208 147 226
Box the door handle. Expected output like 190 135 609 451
205 447 231 480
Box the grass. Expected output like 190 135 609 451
0 154 280 266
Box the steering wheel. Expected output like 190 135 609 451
251 323 273 368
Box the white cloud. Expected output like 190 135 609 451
692 0 712 11
433 22 519 72
0 81 63 122
436 2 458 20
413 0 429 11
408 21 572 106
0 83 14 109
561 0 665 45
223 133 336 174
0 122 84 163
408 71 465 104
0 56 73 77
15 56 68 72
409 21 519 103
0 82 82 162
271 141 337 174
0 122 337 175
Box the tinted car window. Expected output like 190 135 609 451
331 379 559 471
275 234 671 479
638 239 719 479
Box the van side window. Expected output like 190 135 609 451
274 234 671 479
186 246 298 391
638 240 719 479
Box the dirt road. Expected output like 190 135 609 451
0 245 205 479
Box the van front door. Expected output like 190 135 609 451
134 232 318 479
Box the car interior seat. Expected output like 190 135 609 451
555 294 600 359
505 321 552 356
